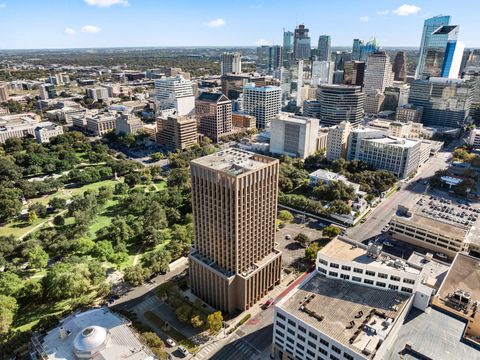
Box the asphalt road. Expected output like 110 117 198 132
346 141 458 243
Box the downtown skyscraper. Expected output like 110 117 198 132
188 149 282 314
317 35 331 62
293 24 311 60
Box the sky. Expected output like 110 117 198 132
0 0 479 49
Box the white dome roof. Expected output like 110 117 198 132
73 326 108 353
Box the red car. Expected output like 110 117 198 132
263 298 274 309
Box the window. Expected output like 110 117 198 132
378 273 388 279
341 265 351 271
309 332 318 340
287 336 294 344
320 338 329 347
330 263 339 269
340 274 350 280
366 270 376 276
390 276 400 282
297 343 305 350
277 322 285 329
298 334 306 342
319 348 328 355
276 329 285 337
329 271 338 277
308 340 316 349
389 284 399 291
330 355 339 360
352 276 361 282
298 325 307 333
376 281 386 288
344 353 354 360
307 349 316 357
401 287 413 293
318 267 327 274
331 345 341 354
277 313 286 321
364 279 374 285
288 319 296 327
296 350 304 357
353 268 363 274
319 259 328 265
403 278 415 284
275 340 283 348
288 328 295 335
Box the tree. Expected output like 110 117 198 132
278 210 294 223
29 203 48 218
73 237 95 255
294 233 310 247
0 235 16 259
142 332 168 360
305 242 320 262
124 172 143 187
114 182 129 195
207 311 223 334
97 186 113 204
43 262 91 300
175 304 192 323
90 240 115 261
323 225 341 239
0 187 22 223
28 210 38 224
48 197 67 211
26 245 49 269
191 314 204 328
0 295 18 333
0 272 24 297
53 215 65 226
329 200 351 215
151 152 165 161
141 249 171 275
123 265 150 286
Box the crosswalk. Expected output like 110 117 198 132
195 338 260 360
134 295 158 313
143 281 158 292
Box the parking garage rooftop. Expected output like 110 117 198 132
277 274 411 359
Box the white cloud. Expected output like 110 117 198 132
359 16 369 22
205 18 226 28
393 4 421 16
0 3 6 9
377 10 390 15
255 38 270 46
64 27 76 35
81 25 101 33
84 0 129 7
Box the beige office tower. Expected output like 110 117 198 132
189 149 282 314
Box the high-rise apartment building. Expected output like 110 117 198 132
408 77 473 128
393 51 407 82
270 113 320 159
189 149 282 314
303 100 321 119
195 92 232 142
343 61 365 86
293 24 311 60
269 46 283 72
243 84 282 129
85 87 109 101
346 126 387 161
352 38 364 61
415 15 451 79
0 83 9 103
326 120 351 161
221 73 267 100
156 115 198 150
317 85 365 127
382 84 410 111
317 35 331 62
154 75 195 116
220 52 242 75
396 104 424 123
256 46 270 73
39 84 57 100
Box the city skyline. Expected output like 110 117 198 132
0 0 480 49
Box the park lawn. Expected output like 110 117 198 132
12 298 72 333
154 179 167 190
88 199 120 237
0 214 52 239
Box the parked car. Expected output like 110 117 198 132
166 338 176 347
263 297 274 309
383 241 394 247
360 218 367 224
178 345 189 356
436 253 448 260
285 234 292 240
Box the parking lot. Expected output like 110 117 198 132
275 215 327 269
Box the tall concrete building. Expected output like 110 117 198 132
39 84 57 100
358 137 421 179
220 52 241 75
283 30 294 64
156 115 197 150
311 61 334 86
195 92 232 142
85 87 109 101
293 24 311 60
317 35 331 62
256 46 270 73
154 75 195 116
243 84 282 129
317 85 365 127
0 83 9 103
269 45 283 72
408 77 473 128
393 51 407 82
352 38 364 61
346 126 387 161
326 120 351 161
189 149 282 314
364 52 394 94
343 61 365 86
270 113 320 159
415 15 451 79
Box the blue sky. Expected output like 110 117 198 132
0 0 478 49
